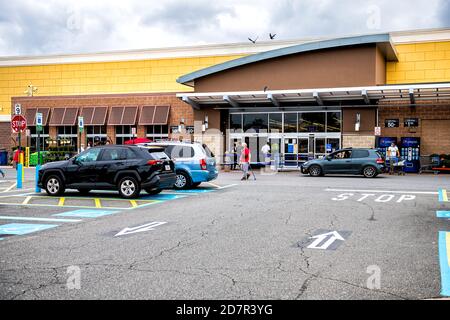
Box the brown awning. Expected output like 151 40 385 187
80 106 108 125
108 106 138 125
49 107 79 126
138 105 170 125
24 107 50 126
153 106 170 124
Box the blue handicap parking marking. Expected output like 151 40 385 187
0 223 58 235
53 209 120 218
141 194 185 201
437 211 450 219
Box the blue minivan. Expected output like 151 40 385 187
141 142 218 189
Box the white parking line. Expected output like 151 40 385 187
216 184 238 190
325 188 438 195
205 182 222 188
3 183 17 193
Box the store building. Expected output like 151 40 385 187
1 28 450 167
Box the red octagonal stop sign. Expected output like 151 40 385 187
11 115 27 133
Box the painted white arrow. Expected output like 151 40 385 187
114 221 167 237
307 231 345 250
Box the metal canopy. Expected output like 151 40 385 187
176 83 450 107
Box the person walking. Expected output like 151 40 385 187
240 142 251 180
387 142 400 175
0 168 5 178
261 142 271 167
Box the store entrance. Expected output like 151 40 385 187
281 135 340 168
229 134 340 168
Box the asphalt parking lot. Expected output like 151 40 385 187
0 168 449 300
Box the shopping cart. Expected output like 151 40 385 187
391 158 406 175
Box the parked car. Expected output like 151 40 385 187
301 148 385 178
140 142 218 189
38 145 176 198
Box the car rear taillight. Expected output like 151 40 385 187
147 159 162 166
200 158 207 170
376 158 384 164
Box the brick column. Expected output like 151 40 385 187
137 125 146 138
107 125 116 144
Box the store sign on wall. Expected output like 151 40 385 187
186 126 195 134
385 119 399 128
404 118 419 127
170 126 180 134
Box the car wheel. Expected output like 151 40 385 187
174 171 191 189
77 189 91 195
309 165 322 177
145 188 162 195
363 166 377 178
45 175 65 196
118 176 141 199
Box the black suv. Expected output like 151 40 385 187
301 148 385 178
38 145 176 198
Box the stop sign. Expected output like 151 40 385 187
11 115 27 133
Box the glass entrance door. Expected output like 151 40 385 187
284 138 298 167
298 138 309 164
269 137 281 168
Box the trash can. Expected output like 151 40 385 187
0 150 7 165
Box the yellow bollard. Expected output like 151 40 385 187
20 152 24 183
25 147 30 167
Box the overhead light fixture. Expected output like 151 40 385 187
178 118 185 133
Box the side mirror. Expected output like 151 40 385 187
72 157 80 165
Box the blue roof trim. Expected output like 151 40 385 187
177 34 397 85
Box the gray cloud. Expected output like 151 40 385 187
0 0 448 56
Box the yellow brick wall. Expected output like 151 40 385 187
387 41 450 84
0 54 245 115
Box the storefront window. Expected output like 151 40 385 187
326 112 341 132
269 113 283 133
87 126 107 146
30 126 49 152
299 112 325 132
57 126 77 149
243 113 268 132
115 125 136 145
229 114 242 131
146 125 169 141
284 113 297 133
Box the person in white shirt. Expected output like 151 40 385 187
261 142 271 166
387 142 400 175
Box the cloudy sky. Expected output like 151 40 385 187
0 0 449 56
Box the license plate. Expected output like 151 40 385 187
165 165 171 171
